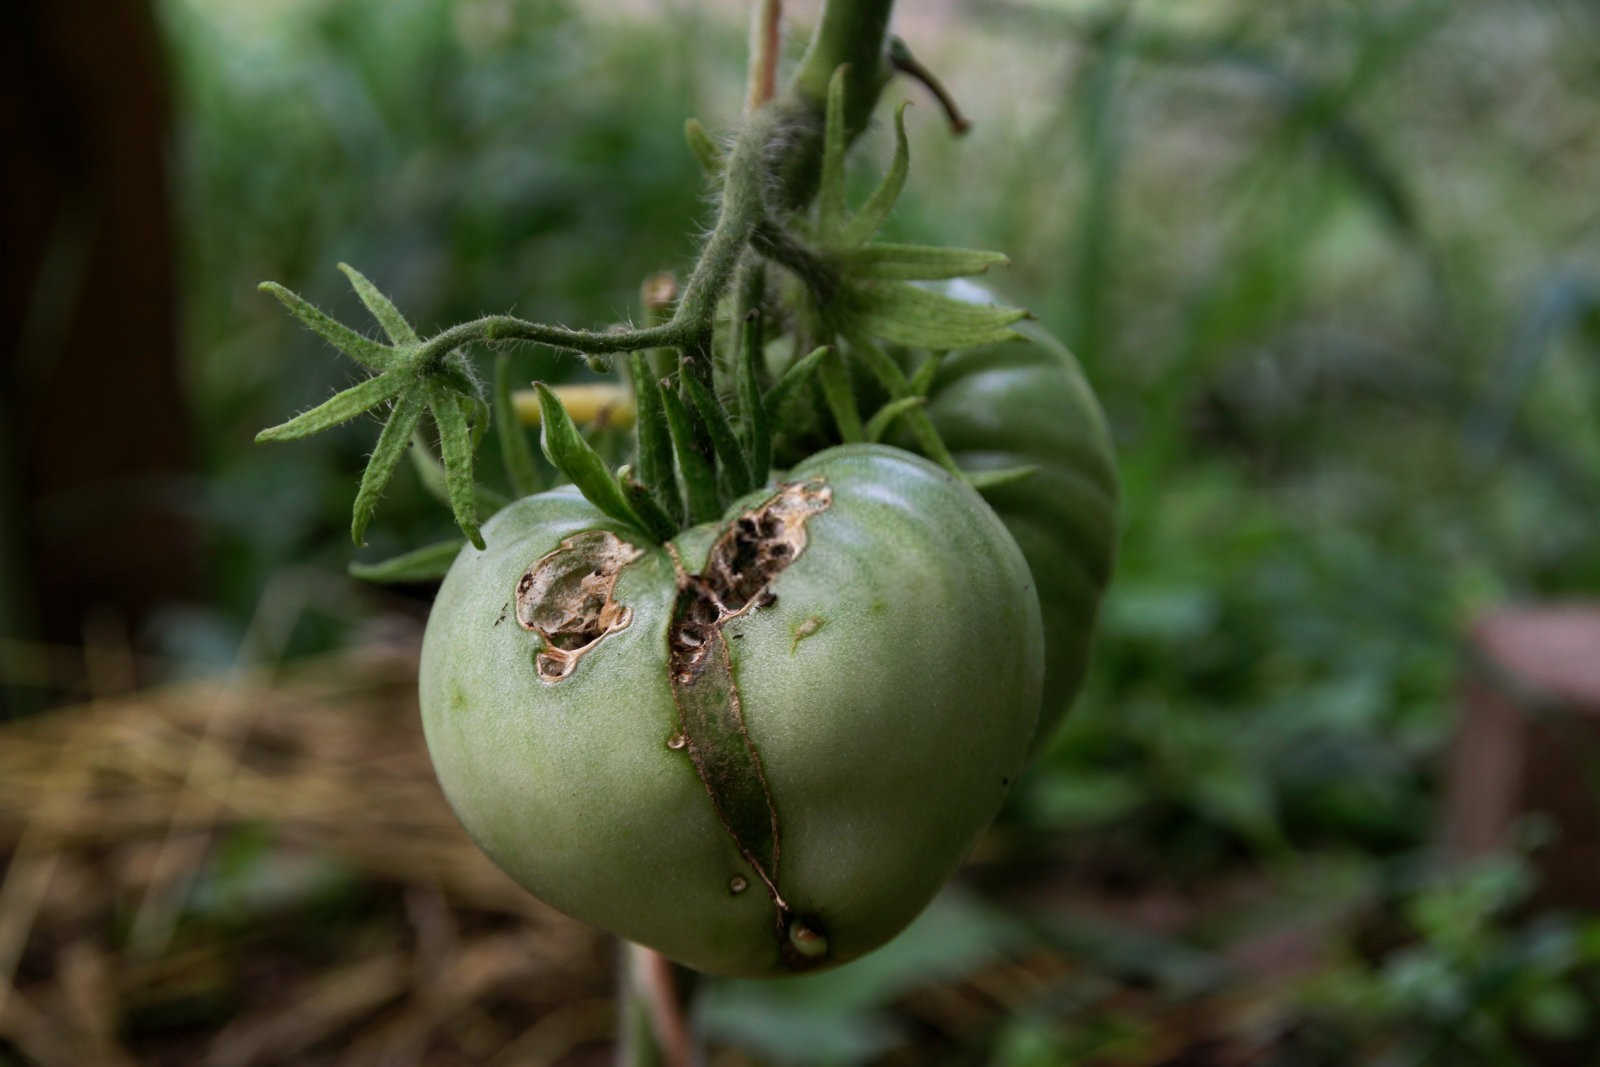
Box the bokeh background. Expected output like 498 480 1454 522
4 0 1600 1063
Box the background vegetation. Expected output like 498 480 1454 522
5 0 1600 1063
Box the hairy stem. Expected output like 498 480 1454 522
767 0 897 211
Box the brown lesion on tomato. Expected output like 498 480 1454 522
668 478 832 683
663 479 834 969
515 530 644 683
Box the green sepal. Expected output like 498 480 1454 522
659 386 721 525
966 465 1039 491
816 346 864 443
348 539 464 583
839 101 910 247
258 281 398 371
838 282 1026 349
408 430 509 517
682 371 754 497
352 391 425 546
846 332 959 474
735 310 772 486
907 351 944 397
763 344 831 417
255 365 414 442
428 379 485 549
494 353 542 497
832 245 1009 281
629 354 683 525
618 466 680 543
864 395 925 442
534 383 652 538
818 66 850 238
336 263 418 344
684 118 722 177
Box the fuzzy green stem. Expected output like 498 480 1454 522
416 317 689 370
792 0 895 135
670 109 781 381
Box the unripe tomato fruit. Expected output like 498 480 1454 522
906 299 1119 750
419 444 1043 977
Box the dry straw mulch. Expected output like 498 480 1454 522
0 637 614 1067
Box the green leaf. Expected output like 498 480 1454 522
348 539 464 583
841 282 1026 348
840 101 910 247
763 344 831 417
832 244 1008 282
629 354 683 525
494 353 542 497
864 395 925 442
337 263 419 344
351 391 424 546
682 371 754 498
684 117 722 177
534 383 650 537
428 380 485 549
816 346 864 443
255 365 413 442
736 310 772 486
659 386 721 525
818 65 850 238
259 281 398 371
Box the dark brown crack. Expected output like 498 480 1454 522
515 530 643 683
664 479 833 968
668 479 832 684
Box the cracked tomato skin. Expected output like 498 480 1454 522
418 444 1043 978
907 303 1119 752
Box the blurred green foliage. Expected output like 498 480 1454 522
157 0 1600 1060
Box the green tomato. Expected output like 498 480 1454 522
908 302 1119 750
419 444 1043 977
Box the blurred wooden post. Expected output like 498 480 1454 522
1443 605 1600 908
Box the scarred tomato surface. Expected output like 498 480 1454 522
419 444 1043 977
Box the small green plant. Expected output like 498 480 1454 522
255 0 1116 981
